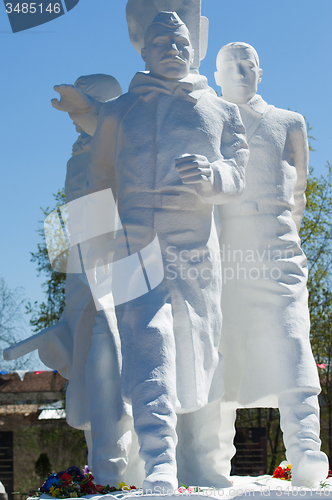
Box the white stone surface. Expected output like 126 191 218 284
214 42 328 488
82 12 247 492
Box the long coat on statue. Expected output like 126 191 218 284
218 94 320 407
87 71 248 413
38 132 124 430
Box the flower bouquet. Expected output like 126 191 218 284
34 466 137 498
272 463 291 481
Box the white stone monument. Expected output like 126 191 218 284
80 13 248 492
47 74 147 488
4 14 248 492
4 75 146 487
214 42 328 488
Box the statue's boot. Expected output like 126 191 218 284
123 424 146 486
89 407 132 486
88 407 145 487
279 390 328 488
177 399 235 486
132 379 178 494
118 293 179 492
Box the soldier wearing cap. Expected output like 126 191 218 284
58 12 248 492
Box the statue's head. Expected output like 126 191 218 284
141 11 194 81
214 42 262 104
72 75 122 135
74 74 122 102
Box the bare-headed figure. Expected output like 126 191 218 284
214 42 328 488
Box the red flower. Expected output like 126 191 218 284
58 472 72 484
272 466 283 478
272 465 291 481
94 484 104 493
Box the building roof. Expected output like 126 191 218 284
0 371 66 404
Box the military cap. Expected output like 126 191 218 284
149 11 184 28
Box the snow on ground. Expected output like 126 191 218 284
37 475 332 500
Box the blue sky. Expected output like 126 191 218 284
0 0 331 364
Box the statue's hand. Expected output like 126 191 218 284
51 84 92 113
85 234 112 286
175 154 213 190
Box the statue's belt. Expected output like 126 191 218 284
221 200 292 217
122 192 204 210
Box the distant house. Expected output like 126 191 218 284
0 371 70 500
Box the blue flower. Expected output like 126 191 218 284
41 474 60 492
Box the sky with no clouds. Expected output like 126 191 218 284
0 0 331 368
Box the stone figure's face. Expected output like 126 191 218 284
141 24 193 80
215 47 262 104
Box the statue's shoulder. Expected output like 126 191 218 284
269 106 306 128
218 97 241 116
203 90 241 118
98 92 137 124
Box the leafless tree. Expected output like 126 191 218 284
0 277 34 369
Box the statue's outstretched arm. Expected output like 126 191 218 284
51 84 102 136
3 320 69 360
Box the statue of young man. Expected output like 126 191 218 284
214 42 328 488
83 13 248 493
